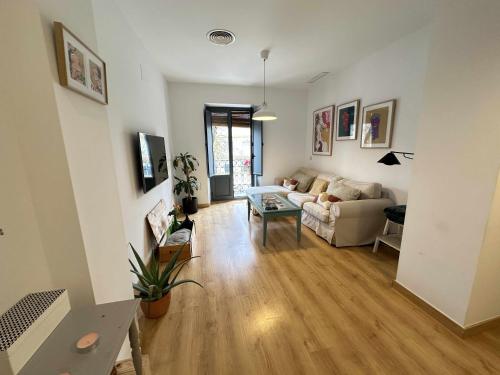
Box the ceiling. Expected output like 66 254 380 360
117 0 438 88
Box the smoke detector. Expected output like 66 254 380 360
206 29 236 46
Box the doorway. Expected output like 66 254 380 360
204 106 263 201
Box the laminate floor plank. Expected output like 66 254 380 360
140 200 500 375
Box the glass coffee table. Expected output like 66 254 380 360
247 193 302 246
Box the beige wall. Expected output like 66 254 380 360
168 82 307 204
0 0 95 310
33 0 133 307
465 171 500 325
0 53 54 312
91 0 175 262
397 0 500 326
306 27 431 204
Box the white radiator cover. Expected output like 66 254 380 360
0 289 70 374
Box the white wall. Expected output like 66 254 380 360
466 171 500 325
397 0 500 326
0 0 95 310
0 62 54 312
169 82 307 205
91 0 175 261
35 0 133 306
1 0 172 312
305 27 431 204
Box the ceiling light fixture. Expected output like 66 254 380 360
253 50 277 122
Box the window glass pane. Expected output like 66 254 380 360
211 113 230 176
231 112 251 197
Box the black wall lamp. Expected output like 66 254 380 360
378 151 414 165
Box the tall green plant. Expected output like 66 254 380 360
173 152 200 200
129 239 202 301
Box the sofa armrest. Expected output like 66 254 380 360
332 198 393 219
274 177 285 186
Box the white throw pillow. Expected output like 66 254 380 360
326 180 342 195
283 178 298 191
328 182 361 201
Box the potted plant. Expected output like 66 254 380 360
129 240 202 319
173 152 200 214
167 206 181 235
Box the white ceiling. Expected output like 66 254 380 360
116 0 438 88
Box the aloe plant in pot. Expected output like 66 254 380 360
129 241 202 319
173 152 200 214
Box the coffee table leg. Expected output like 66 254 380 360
247 199 250 221
296 212 301 243
263 216 267 246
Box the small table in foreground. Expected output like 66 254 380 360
19 299 142 375
247 193 302 246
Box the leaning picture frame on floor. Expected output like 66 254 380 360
312 105 334 156
336 99 360 141
53 21 108 104
360 99 396 148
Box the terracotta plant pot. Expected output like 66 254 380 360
140 293 171 319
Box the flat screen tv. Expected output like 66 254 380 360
138 132 168 193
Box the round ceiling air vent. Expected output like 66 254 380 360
206 29 236 46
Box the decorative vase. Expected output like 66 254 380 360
182 197 198 214
140 292 171 319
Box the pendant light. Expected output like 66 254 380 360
253 50 277 121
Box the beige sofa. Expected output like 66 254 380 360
246 168 393 247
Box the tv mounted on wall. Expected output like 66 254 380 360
137 132 168 193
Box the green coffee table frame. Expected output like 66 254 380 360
247 193 302 246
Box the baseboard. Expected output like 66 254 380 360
463 315 500 337
393 281 500 337
198 203 210 208
392 280 465 337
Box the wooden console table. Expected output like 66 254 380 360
19 299 141 375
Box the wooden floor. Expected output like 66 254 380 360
141 200 500 375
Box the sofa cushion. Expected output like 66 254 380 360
291 172 315 193
317 174 343 184
341 179 381 199
297 167 319 177
328 182 361 201
288 192 316 208
309 178 328 195
303 202 330 223
325 179 343 195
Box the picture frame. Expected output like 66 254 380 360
312 105 335 156
360 99 396 148
53 22 108 105
335 99 360 141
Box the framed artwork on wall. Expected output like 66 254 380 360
335 99 360 140
53 22 108 104
312 105 335 156
360 99 396 148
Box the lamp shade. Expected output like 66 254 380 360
252 104 277 121
378 152 401 165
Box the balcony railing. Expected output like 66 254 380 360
214 158 252 197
